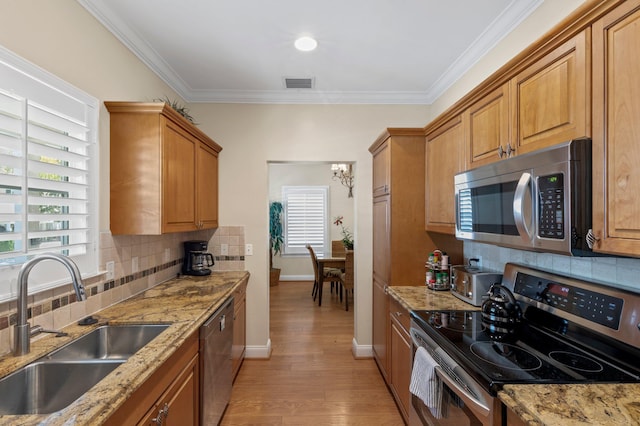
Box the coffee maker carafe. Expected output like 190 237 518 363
183 240 214 276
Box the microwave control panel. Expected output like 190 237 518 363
538 173 564 239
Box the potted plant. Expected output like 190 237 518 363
269 201 284 286
333 216 354 250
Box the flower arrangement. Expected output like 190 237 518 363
333 216 354 250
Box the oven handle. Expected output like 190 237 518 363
434 366 490 416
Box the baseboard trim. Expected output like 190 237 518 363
280 274 314 281
352 338 373 359
245 338 272 359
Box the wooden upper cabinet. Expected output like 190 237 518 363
371 139 390 197
591 0 640 256
425 115 466 234
466 83 511 168
106 102 222 235
197 142 220 229
510 29 589 155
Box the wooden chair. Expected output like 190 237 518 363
340 250 354 311
330 240 346 294
306 244 342 306
331 240 346 257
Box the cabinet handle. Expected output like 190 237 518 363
586 229 600 249
395 311 403 317
506 142 516 157
152 403 169 425
497 145 505 158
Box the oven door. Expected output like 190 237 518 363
455 169 535 251
409 324 501 426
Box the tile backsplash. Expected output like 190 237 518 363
464 241 640 293
0 226 245 356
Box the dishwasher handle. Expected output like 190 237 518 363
201 297 234 339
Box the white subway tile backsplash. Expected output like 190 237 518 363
465 242 640 293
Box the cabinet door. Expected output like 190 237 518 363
592 0 640 256
467 83 511 168
372 275 389 381
232 283 246 379
511 30 589 155
197 142 219 229
139 354 199 426
372 141 390 197
372 195 390 380
390 319 411 423
163 118 197 233
425 116 466 234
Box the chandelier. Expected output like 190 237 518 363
331 163 354 198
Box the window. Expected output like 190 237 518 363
0 46 98 301
282 186 329 255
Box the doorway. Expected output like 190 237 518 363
267 161 355 292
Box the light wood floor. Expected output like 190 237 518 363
220 281 405 425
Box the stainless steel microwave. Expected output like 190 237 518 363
454 138 594 256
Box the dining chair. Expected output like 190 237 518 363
331 240 346 257
340 250 354 311
306 244 342 306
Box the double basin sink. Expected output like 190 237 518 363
0 324 169 415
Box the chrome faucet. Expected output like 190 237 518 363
14 253 86 356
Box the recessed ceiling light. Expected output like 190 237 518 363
294 36 318 52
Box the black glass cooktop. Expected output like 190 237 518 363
411 310 640 392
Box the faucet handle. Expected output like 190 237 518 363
30 325 68 338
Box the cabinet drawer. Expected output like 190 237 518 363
389 296 410 333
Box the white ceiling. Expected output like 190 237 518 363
79 0 542 105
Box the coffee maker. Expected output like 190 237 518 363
183 240 214 276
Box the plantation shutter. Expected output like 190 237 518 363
282 186 329 255
0 46 98 299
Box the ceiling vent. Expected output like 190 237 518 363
284 77 314 89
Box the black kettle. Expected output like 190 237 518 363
481 284 522 341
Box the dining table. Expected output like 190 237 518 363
315 252 346 307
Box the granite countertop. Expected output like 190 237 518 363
387 285 481 311
500 384 640 425
388 285 640 425
0 271 249 426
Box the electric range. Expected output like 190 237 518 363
409 263 640 425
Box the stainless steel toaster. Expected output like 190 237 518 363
450 265 503 306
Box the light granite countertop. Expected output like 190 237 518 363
499 383 640 425
387 285 482 312
0 271 249 426
388 285 640 426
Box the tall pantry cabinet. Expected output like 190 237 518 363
369 129 436 381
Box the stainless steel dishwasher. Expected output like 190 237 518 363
200 297 234 425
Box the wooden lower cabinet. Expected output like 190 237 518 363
389 297 412 424
138 354 199 425
232 279 248 379
106 333 200 426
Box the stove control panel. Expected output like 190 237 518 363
514 272 623 330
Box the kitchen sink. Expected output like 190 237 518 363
46 323 170 361
0 323 170 415
0 359 123 415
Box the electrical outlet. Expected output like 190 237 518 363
245 243 253 256
132 256 139 273
106 261 115 280
221 243 229 255
164 248 170 262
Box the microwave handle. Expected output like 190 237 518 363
513 172 533 242
454 192 459 232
